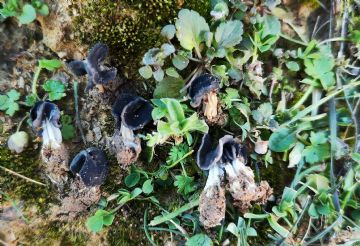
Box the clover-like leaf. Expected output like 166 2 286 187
161 24 176 40
42 80 66 101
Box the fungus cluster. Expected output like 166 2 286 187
188 74 226 125
67 43 117 92
30 101 69 186
197 134 273 228
52 147 109 220
111 93 153 167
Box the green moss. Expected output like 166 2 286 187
73 0 210 80
0 146 55 213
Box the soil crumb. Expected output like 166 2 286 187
199 185 226 228
51 178 101 220
41 144 69 187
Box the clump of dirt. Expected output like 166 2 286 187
111 129 141 168
41 144 70 187
38 0 87 59
199 185 226 228
51 178 101 220
226 162 273 213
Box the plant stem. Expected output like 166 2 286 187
73 81 86 145
31 66 42 98
16 113 29 132
290 86 314 111
166 150 194 169
149 197 200 226
279 33 307 46
0 165 46 186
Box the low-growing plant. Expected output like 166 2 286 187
0 0 48 24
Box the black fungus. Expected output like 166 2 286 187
188 74 220 108
70 147 108 187
67 43 117 91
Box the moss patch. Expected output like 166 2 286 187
73 0 210 80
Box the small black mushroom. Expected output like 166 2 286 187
30 100 61 134
31 101 69 187
188 74 220 122
70 147 108 187
67 43 117 92
111 94 153 167
197 134 244 170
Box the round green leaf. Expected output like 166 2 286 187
124 172 140 188
268 127 297 152
161 24 176 39
286 61 300 71
86 215 104 233
142 179 154 194
139 65 153 79
18 4 36 24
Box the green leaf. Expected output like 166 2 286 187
221 88 240 109
18 4 36 24
153 77 185 99
269 127 297 152
210 1 229 20
153 69 164 82
142 179 154 194
252 102 273 124
102 212 115 226
306 174 330 192
261 15 281 38
7 89 20 101
303 144 330 164
172 54 189 70
0 89 20 116
244 213 270 219
175 9 210 51
288 142 304 168
161 24 176 39
286 61 300 71
226 222 239 236
215 20 243 48
39 59 62 71
174 175 196 195
309 131 328 145
139 66 152 79
25 94 37 107
86 214 104 233
36 4 49 16
186 234 213 246
165 67 180 78
61 115 76 140
125 172 140 188
131 187 143 198
351 153 360 163
161 43 175 56
267 215 290 238
42 80 66 101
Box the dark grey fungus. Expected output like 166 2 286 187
67 43 117 91
188 74 220 121
111 94 153 166
70 147 108 187
112 93 153 132
197 134 246 170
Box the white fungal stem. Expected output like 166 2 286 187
120 123 134 142
42 119 62 149
203 91 218 120
204 165 224 196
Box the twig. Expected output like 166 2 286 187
73 81 86 145
0 165 46 186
